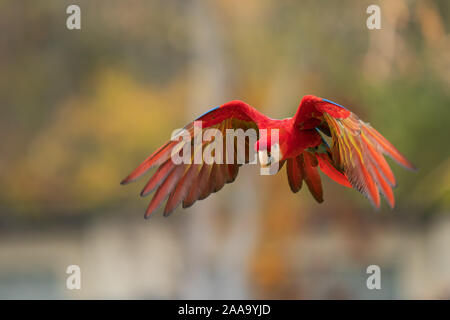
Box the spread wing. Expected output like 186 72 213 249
293 96 415 208
121 100 268 218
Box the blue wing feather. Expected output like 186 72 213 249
322 98 348 111
196 106 220 120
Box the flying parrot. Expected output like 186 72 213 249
121 95 415 218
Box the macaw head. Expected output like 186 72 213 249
255 133 283 167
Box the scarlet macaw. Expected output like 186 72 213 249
122 95 415 217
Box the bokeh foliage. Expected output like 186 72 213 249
0 0 449 219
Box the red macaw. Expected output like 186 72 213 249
122 95 415 218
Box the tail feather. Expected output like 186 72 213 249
301 152 323 203
286 157 303 193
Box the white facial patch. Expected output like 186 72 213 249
258 143 281 168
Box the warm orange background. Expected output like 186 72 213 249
0 0 449 299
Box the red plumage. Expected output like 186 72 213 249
122 95 415 217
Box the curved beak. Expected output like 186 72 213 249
258 143 282 168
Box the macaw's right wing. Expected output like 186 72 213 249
319 102 415 209
121 100 269 218
292 95 415 209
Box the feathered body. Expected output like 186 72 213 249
122 95 415 217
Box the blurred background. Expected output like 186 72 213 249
0 0 449 299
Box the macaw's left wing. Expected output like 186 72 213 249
121 100 268 218
295 96 415 209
